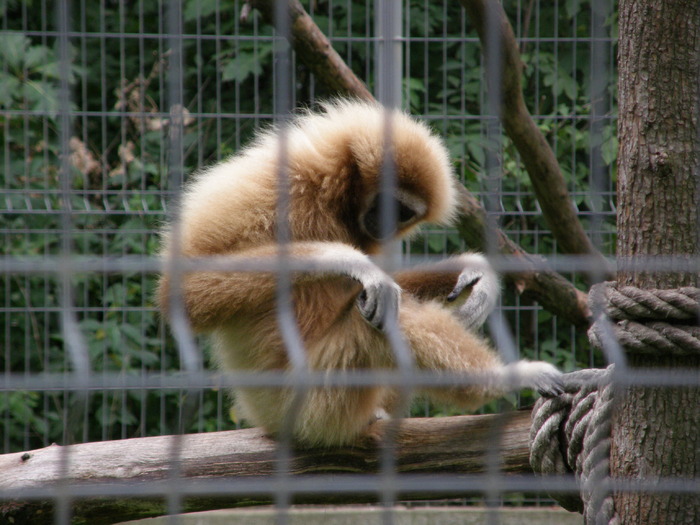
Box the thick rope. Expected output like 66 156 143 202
531 282 699 524
589 282 700 356
599 285 700 321
529 367 617 524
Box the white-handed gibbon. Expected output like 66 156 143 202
157 99 562 447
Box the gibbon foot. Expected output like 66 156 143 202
445 254 500 331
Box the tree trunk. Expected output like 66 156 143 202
613 1 700 523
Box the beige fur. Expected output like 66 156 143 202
157 99 561 447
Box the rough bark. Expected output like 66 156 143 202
244 0 591 328
245 0 374 101
613 1 700 523
458 0 610 273
0 412 533 524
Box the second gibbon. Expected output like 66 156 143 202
158 100 562 447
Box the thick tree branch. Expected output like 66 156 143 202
0 412 532 524
458 0 610 273
245 0 374 101
455 187 591 327
243 0 591 328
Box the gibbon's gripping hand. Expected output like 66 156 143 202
316 243 401 332
356 273 402 331
446 254 500 330
502 360 565 398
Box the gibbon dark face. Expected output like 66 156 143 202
359 189 427 241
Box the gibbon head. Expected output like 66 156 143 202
286 100 458 253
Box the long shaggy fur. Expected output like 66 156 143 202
157 99 560 447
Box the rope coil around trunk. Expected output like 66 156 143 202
588 282 700 356
530 282 698 524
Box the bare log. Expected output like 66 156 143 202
458 0 611 274
0 412 532 524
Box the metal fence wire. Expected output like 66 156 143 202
1 0 696 524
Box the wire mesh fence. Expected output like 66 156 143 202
2 1 696 524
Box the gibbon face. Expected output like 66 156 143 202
176 100 457 259
282 100 459 253
359 188 427 242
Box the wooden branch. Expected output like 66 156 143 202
242 0 591 328
455 187 591 328
0 412 532 524
245 0 374 101
458 0 611 274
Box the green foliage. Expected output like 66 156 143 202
1 0 615 450
0 32 62 114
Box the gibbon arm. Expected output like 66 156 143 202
157 241 400 332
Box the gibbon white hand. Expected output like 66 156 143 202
310 243 402 332
502 361 565 397
355 273 401 331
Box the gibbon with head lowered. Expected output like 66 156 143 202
157 100 562 447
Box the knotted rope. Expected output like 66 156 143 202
588 282 700 356
530 282 699 524
530 367 617 524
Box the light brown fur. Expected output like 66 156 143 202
157 100 560 447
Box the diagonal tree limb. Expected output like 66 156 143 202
243 0 591 328
245 0 374 101
455 187 591 328
458 0 611 273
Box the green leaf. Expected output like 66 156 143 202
221 45 273 83
426 233 446 253
0 31 29 71
565 0 582 18
23 80 60 113
23 44 51 71
0 72 20 106
184 0 220 22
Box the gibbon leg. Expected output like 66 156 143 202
212 292 394 448
291 386 388 447
395 296 505 410
395 296 562 409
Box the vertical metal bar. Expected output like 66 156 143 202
374 0 403 110
588 0 627 373
271 4 307 525
589 0 610 259
374 0 403 271
57 1 89 382
482 1 504 258
375 2 407 523
163 1 200 521
56 3 89 523
482 3 506 521
164 1 201 375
